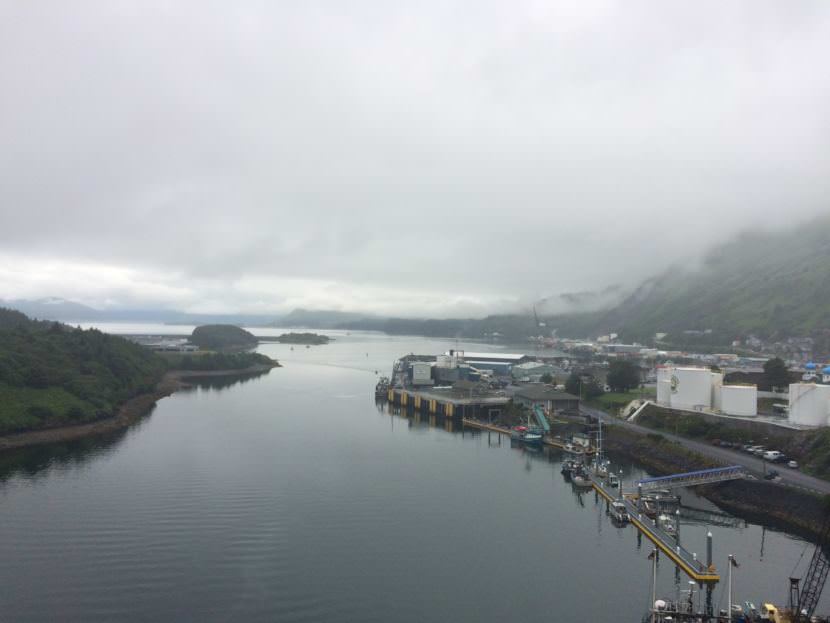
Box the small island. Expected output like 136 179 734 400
275 332 331 345
190 324 258 351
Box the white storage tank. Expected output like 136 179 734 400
720 385 757 417
711 372 724 411
656 366 672 384
789 383 830 426
671 367 713 410
657 379 672 406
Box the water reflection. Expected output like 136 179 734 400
176 369 271 392
0 418 138 484
0 372 270 484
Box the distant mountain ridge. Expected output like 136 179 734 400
6 215 830 345
563 215 830 343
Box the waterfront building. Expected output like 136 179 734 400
513 385 580 414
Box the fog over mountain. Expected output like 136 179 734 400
2 1 829 317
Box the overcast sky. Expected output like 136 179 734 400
1 1 829 317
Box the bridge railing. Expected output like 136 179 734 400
637 465 746 491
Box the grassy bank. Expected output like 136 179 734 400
587 388 655 415
635 404 830 481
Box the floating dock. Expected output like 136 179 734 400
461 418 595 453
593 479 720 583
383 400 719 584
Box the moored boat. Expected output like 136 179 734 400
571 465 593 488
563 442 585 456
375 376 390 398
561 459 578 476
609 501 629 524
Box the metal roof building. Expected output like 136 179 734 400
447 350 531 364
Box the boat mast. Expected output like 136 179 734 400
728 554 733 623
650 548 658 623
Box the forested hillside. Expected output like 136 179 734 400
0 309 167 434
562 216 830 343
339 217 830 346
190 324 258 350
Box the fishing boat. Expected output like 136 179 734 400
571 465 593 488
510 425 528 442
374 376 390 398
592 458 610 478
523 427 544 446
609 501 629 524
642 490 681 519
510 425 544 447
561 459 578 476
562 442 585 456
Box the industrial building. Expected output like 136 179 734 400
511 361 562 382
445 350 531 365
397 350 523 388
656 365 758 417
513 385 580 414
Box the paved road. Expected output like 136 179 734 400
580 405 830 496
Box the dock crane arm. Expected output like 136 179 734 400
794 512 830 621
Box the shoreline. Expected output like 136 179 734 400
0 363 278 452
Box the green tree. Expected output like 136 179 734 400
606 360 640 393
763 357 790 391
565 371 604 399
540 372 553 384
584 378 605 399
565 371 581 396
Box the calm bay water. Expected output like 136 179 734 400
0 327 822 621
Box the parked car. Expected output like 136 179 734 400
787 460 799 469
772 454 790 464
742 443 756 452
752 446 767 456
762 450 782 461
763 469 781 481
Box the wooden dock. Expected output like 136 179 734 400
460 418 595 454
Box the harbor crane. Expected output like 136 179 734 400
790 512 830 622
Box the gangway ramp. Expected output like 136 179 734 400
637 465 746 491
532 405 550 433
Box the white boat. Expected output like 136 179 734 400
563 442 585 456
657 513 676 535
609 501 629 523
571 467 593 488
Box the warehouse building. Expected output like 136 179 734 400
513 385 580 414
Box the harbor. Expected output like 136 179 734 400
378 348 830 622
382 396 830 622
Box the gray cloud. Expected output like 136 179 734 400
1 0 829 316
